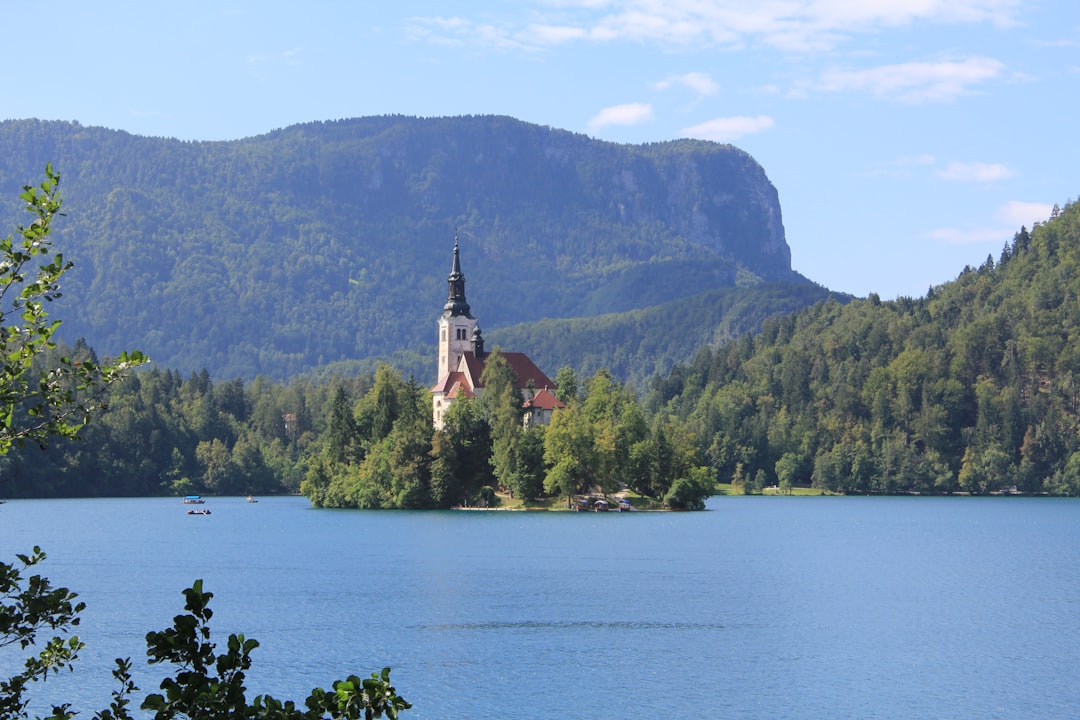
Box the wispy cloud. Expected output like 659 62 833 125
927 200 1054 245
866 153 937 177
937 161 1012 182
816 56 1004 103
996 201 1053 228
407 16 530 50
525 24 590 44
282 47 302 66
897 153 938 167
680 115 775 142
654 72 720 98
588 103 654 130
926 227 1011 245
410 1 1021 53
248 48 304 68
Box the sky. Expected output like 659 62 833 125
1 0 1077 299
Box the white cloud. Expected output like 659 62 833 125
654 72 720 97
587 103 654 130
817 56 1004 103
407 16 529 50
927 200 1054 245
937 161 1012 182
866 153 937 177
412 1 1021 53
926 226 1010 245
525 24 590 44
996 201 1054 228
680 115 775 142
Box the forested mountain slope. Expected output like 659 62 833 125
0 116 804 382
489 281 840 391
645 201 1080 495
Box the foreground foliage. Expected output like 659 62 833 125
0 165 144 455
0 552 409 720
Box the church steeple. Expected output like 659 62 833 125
436 235 479 387
444 236 473 319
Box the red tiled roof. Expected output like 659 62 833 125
458 351 555 391
523 387 565 410
431 371 475 395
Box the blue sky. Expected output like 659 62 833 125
2 1 1077 299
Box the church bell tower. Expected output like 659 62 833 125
437 236 478 381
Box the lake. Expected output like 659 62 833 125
2 495 1079 719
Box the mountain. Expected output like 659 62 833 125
487 281 840 391
0 116 811 383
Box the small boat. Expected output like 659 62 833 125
182 495 205 504
246 495 258 503
187 508 211 515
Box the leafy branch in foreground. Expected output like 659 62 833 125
142 579 410 720
0 559 411 720
0 547 87 720
0 164 146 454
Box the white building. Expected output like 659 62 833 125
430 238 564 429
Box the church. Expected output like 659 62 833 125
430 238 564 429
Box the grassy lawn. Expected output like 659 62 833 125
714 482 827 496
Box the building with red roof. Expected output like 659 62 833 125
431 238 564 429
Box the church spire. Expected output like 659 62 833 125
444 234 473 318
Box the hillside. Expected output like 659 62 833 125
0 116 808 383
645 201 1080 495
488 281 841 391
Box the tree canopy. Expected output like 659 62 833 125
646 198 1080 496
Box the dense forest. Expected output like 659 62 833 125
13 198 1080 501
490 280 840 390
645 200 1080 495
0 117 813 383
1 347 711 509
5 124 1078 500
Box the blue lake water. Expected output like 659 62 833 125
2 495 1079 719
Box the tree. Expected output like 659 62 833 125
480 350 523 496
325 385 359 466
543 403 598 498
663 466 713 510
515 426 547 500
774 452 800 495
430 397 492 507
553 366 579 405
0 165 145 456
